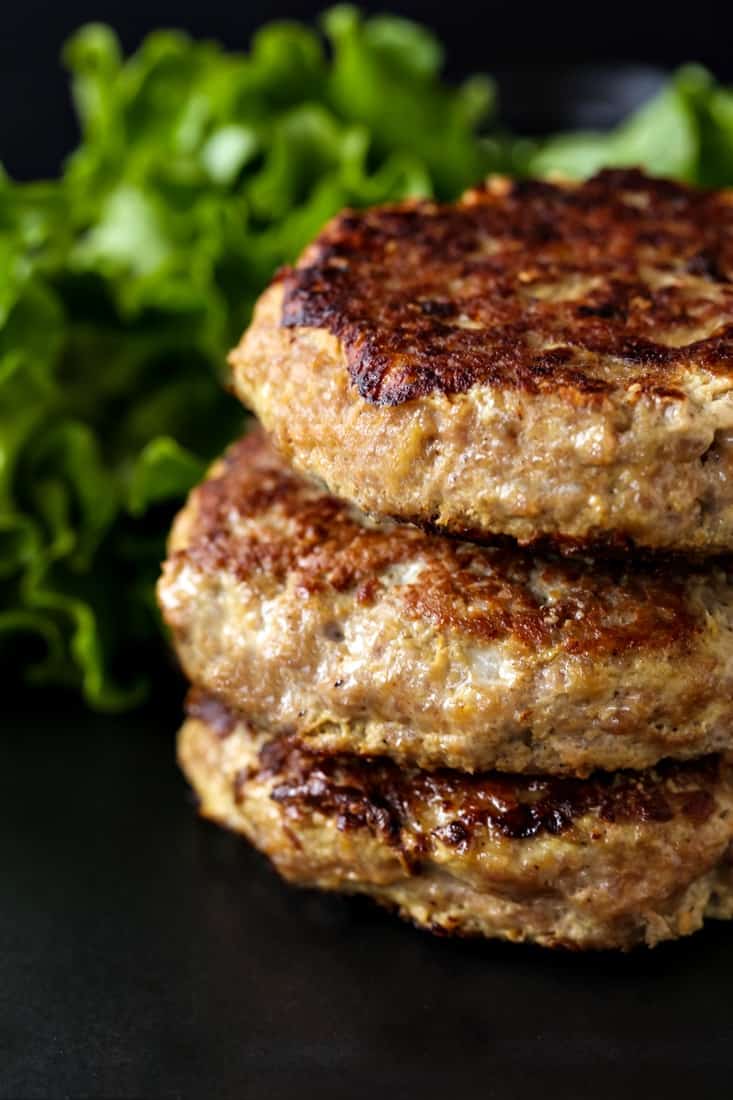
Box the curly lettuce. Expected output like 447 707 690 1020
0 7 499 707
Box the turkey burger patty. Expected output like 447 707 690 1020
230 169 733 553
159 430 733 776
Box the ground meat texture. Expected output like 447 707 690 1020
230 169 733 552
158 431 733 776
177 704 733 951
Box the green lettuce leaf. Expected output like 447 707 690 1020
0 8 500 708
529 64 733 184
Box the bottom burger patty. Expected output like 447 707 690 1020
178 694 733 950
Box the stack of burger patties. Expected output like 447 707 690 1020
158 169 733 950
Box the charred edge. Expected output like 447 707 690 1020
255 732 721 846
280 169 733 405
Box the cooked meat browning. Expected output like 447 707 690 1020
178 702 733 950
158 431 733 776
282 170 733 404
230 169 733 551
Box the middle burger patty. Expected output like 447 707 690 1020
158 429 733 777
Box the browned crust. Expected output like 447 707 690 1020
177 430 703 661
281 169 733 405
186 690 721 846
180 709 733 949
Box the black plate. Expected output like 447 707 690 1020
4 695 733 1098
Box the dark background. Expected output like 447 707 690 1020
5 3 733 1098
3 0 733 179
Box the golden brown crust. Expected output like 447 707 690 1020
182 431 700 661
158 431 733 776
187 689 719 843
178 709 733 949
282 169 733 405
187 431 427 599
231 170 733 552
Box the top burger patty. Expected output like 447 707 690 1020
231 168 733 552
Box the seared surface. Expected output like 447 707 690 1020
282 169 733 405
179 703 733 950
159 431 733 775
231 170 733 551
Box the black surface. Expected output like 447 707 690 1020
3 696 733 1099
